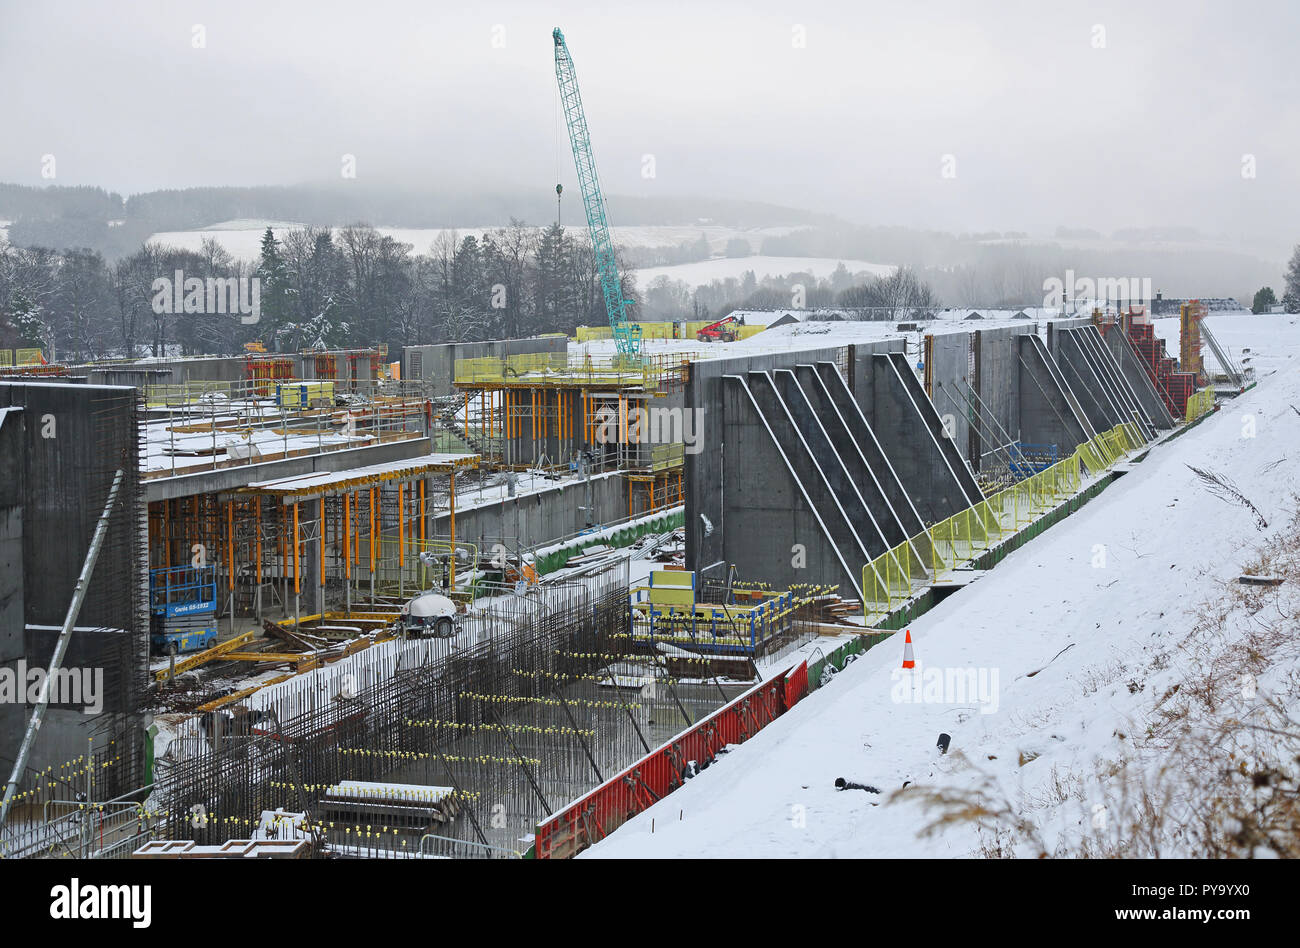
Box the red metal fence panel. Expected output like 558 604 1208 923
784 660 809 708
534 668 793 859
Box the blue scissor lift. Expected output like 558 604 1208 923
149 565 219 655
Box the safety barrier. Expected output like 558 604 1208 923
863 422 1140 622
534 666 799 859
531 622 893 859
629 586 803 656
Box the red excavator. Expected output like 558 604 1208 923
696 314 743 343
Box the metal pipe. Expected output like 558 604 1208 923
0 469 124 832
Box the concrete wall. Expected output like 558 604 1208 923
0 383 146 783
428 470 630 553
870 352 981 523
1017 335 1091 451
971 324 1038 471
1105 327 1176 428
0 384 142 634
0 409 25 768
719 375 858 593
684 345 848 580
403 337 568 397
926 333 972 465
82 351 382 389
143 436 435 503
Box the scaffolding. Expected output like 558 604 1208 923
143 380 433 479
147 454 480 628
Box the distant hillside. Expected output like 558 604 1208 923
0 182 834 256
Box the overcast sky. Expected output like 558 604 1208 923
1 0 1297 242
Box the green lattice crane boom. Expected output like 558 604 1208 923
552 27 642 360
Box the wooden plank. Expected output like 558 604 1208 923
195 675 295 712
223 651 317 664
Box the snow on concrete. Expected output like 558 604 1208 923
584 316 1300 858
570 311 1038 363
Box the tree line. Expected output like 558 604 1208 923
3 216 1297 363
0 221 634 360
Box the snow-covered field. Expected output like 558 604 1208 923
585 313 1300 858
146 220 809 262
632 255 894 290
147 220 894 292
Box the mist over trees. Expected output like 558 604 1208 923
1285 245 1300 313
639 263 937 322
0 182 828 259
0 221 635 360
3 179 1296 361
763 226 1285 307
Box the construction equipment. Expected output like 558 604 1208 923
149 564 219 655
696 315 742 343
552 27 642 362
393 591 461 639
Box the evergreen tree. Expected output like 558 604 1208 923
1251 286 1276 313
256 227 292 341
1284 245 1300 314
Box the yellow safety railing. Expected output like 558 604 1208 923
453 352 687 391
1185 388 1215 423
863 423 1137 622
144 380 236 406
574 321 767 343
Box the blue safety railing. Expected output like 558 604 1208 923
1008 442 1059 479
149 565 218 618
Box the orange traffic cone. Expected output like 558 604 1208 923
901 629 915 669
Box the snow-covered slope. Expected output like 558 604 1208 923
585 315 1300 858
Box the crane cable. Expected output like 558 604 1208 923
554 73 562 228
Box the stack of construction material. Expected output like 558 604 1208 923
319 780 461 829
805 595 864 635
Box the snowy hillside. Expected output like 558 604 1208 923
146 221 810 262
632 256 894 290
586 314 1300 858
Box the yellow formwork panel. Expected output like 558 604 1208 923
453 352 687 392
1185 388 1214 423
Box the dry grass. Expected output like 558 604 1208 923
899 495 1300 858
